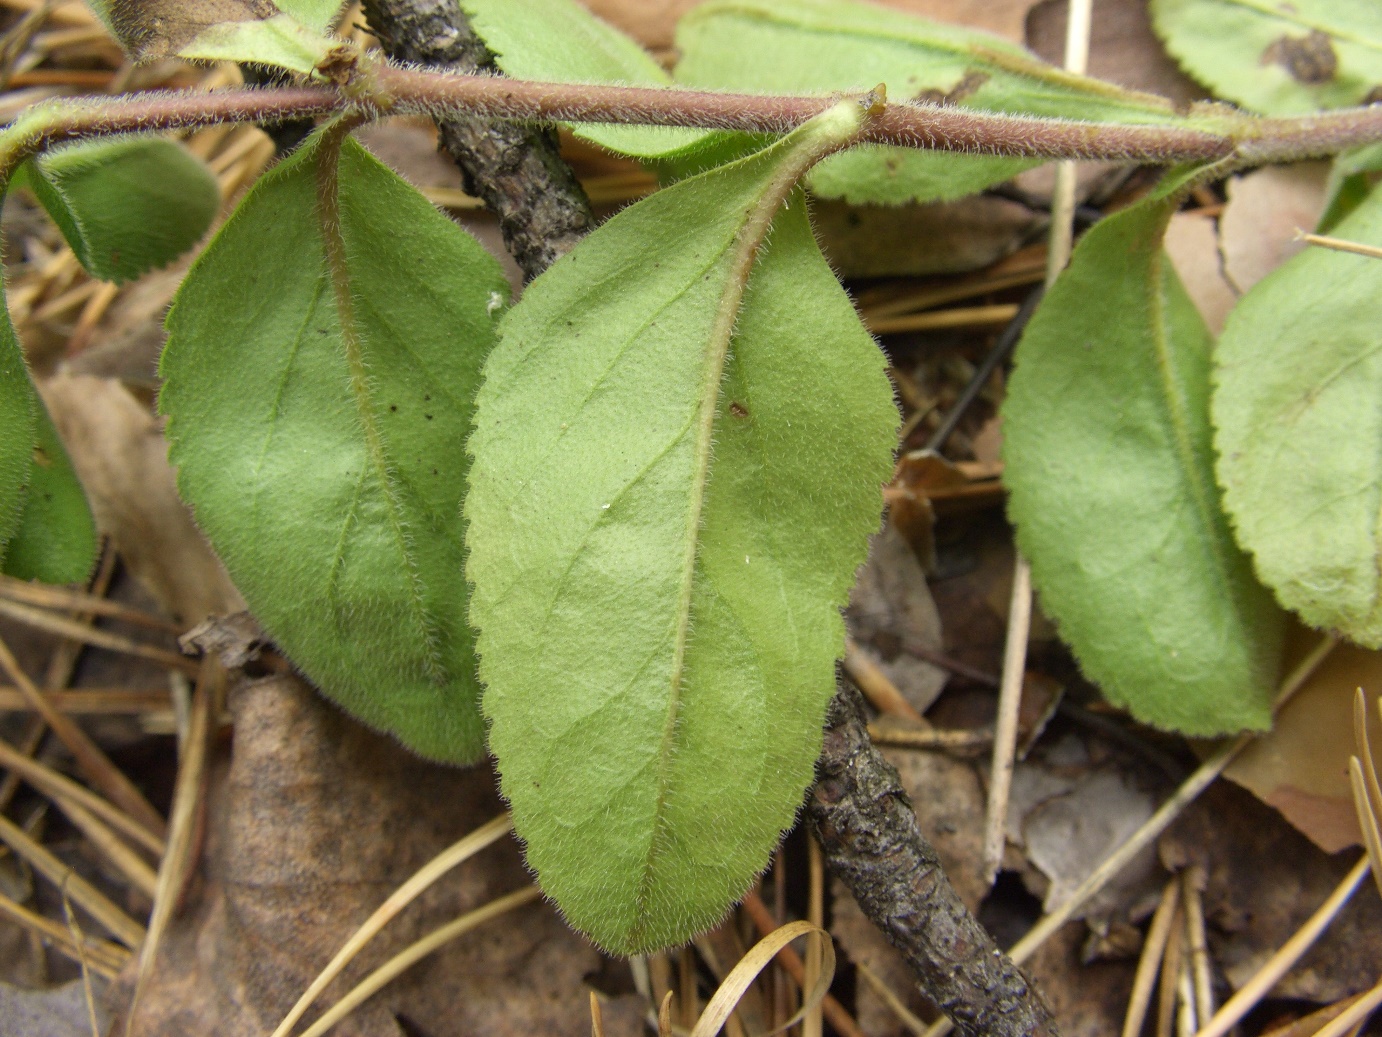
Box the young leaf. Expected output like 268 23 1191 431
1214 184 1382 648
674 0 1191 204
92 0 334 72
161 127 508 764
18 137 219 284
457 0 710 158
1003 194 1283 735
466 101 898 954
2 404 97 584
1150 0 1382 115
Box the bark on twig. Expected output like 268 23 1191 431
807 680 1060 1037
360 0 595 280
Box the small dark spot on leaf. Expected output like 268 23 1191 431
424 395 430 402
424 414 433 421
389 404 398 412
432 468 438 476
1262 30 1337 85
729 402 749 419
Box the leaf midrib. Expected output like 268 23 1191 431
314 132 445 682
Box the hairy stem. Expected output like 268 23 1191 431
808 680 1060 1037
8 64 1382 178
360 0 593 280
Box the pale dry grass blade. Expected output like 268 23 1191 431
591 990 605 1037
1181 866 1213 1026
58 795 159 899
0 687 171 712
271 812 513 1037
295 885 543 1037
741 891 866 1037
659 990 676 1037
1192 854 1370 1037
1298 232 1382 261
0 887 128 976
0 811 145 946
804 835 825 1037
866 303 1019 336
690 919 835 1037
0 574 182 634
980 555 1031 886
60 883 103 1037
1312 978 1382 1037
867 723 992 751
855 959 928 1037
843 639 925 722
1123 879 1181 1037
1157 904 1185 1037
0 599 197 675
127 660 219 1032
0 633 168 834
1351 760 1382 902
0 735 165 854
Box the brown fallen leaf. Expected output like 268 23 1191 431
847 525 949 717
585 0 1041 52
1161 780 1382 1004
1020 921 1136 1037
1223 632 1382 854
812 195 1035 279
38 373 244 626
1025 0 1206 106
110 673 646 1037
1164 211 1238 335
1005 734 1163 928
1219 163 1329 295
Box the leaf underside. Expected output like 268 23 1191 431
3 403 98 584
1214 183 1382 648
161 130 507 763
23 136 220 285
1150 0 1382 115
465 116 897 954
94 0 335 70
0 304 37 563
1003 195 1283 735
674 0 1189 204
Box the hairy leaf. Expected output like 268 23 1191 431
2 404 98 584
458 0 710 158
1150 0 1382 115
466 102 897 954
18 137 219 284
1214 185 1382 648
92 0 334 71
1319 143 1382 232
674 0 1189 204
275 0 343 32
162 128 507 763
0 310 36 563
1003 195 1283 735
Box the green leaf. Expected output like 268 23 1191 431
457 0 710 158
1214 184 1382 648
275 0 343 33
3 404 97 584
674 0 1190 204
18 136 219 284
0 309 37 563
161 127 508 763
1150 0 1382 115
466 101 897 954
1003 195 1283 735
1319 143 1382 232
93 0 334 72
